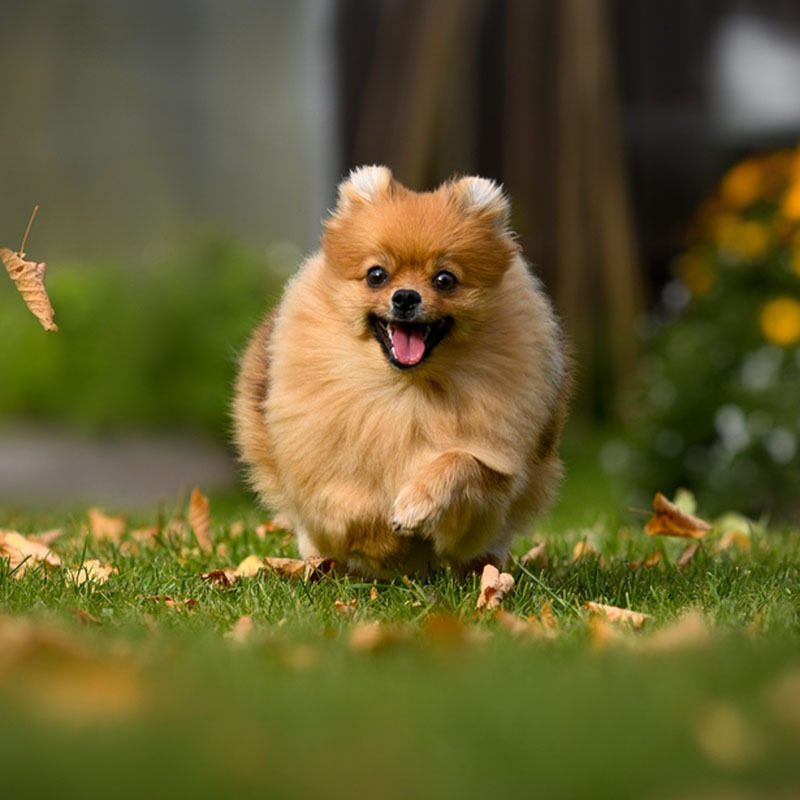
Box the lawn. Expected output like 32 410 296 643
2 452 800 800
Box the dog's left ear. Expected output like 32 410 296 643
449 176 510 232
334 165 395 214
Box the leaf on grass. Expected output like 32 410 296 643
587 614 628 649
130 526 158 546
1 245 58 332
67 559 118 587
254 521 277 540
520 541 547 569
538 601 558 633
495 609 544 638
630 550 663 570
28 528 65 547
369 584 379 601
717 530 751 551
334 599 357 618
0 530 61 577
87 508 126 543
188 487 213 552
199 568 237 588
677 542 701 570
571 540 598 560
475 564 515 611
262 556 335 583
225 615 254 644
234 554 265 578
585 601 650 629
349 621 408 653
71 608 101 626
145 595 197 610
229 521 245 538
645 492 712 539
639 611 710 653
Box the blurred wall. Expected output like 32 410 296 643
0 0 337 261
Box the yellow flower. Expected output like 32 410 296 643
760 297 800 346
712 216 769 262
783 182 800 221
678 252 715 296
720 159 762 208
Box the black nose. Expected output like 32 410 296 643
391 289 422 316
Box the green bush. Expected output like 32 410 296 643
0 237 285 438
620 147 800 520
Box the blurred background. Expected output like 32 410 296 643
1 0 799 520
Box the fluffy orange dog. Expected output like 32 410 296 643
233 166 569 576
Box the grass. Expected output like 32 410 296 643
2 460 800 799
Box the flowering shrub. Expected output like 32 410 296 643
621 146 800 519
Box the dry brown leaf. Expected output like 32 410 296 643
630 550 663 570
67 559 118 587
639 611 710 653
585 601 650 629
645 492 712 539
145 595 197 610
677 542 701 570
475 564 515 611
87 508 126 543
1 244 58 332
588 614 628 648
369 584 379 601
717 530 751 551
262 557 307 578
572 540 598 560
0 530 61 577
188 487 213 553
199 568 237 588
234 554 265 578
334 599 357 618
520 541 548 569
304 556 336 582
538 601 558 632
130 526 158 546
225 615 254 644
71 608 101 626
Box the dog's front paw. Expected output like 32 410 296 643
390 483 442 537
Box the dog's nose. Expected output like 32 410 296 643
391 289 422 316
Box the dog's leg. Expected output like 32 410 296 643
390 451 510 552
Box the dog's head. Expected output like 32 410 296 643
321 166 518 371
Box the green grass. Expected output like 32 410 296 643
2 486 800 800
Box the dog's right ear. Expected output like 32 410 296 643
334 165 395 213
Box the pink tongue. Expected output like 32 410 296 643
393 324 426 365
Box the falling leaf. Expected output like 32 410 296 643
225 615 254 644
475 564 515 611
0 530 61 577
644 492 712 539
199 568 237 588
234 554 265 578
717 530 751 551
188 487 213 553
1 240 58 331
677 542 701 570
520 541 547 569
585 601 650 629
638 611 710 653
630 550 663 570
67 559 118 587
334 599 357 618
87 508 126 543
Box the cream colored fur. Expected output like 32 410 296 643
233 167 569 576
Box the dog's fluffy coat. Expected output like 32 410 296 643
233 166 569 576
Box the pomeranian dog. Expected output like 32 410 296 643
233 166 569 576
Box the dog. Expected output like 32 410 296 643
233 166 569 576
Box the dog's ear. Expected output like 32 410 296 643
335 165 395 213
449 176 510 232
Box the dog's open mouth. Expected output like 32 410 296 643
368 314 454 370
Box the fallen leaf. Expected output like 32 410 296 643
369 584 379 601
229 521 245 538
585 601 650 629
677 542 701 570
199 568 237 588
130 526 158 546
225 615 254 644
28 528 65 547
588 614 628 648
520 541 548 569
572 540 598 560
188 487 213 553
717 530 751 551
71 608 101 626
495 609 537 637
475 564 515 611
630 550 663 570
334 599 357 618
639 611 710 653
1 233 58 332
254 521 277 540
234 554 265 578
349 622 408 653
645 492 712 539
145 595 197 610
215 543 229 558
538 601 558 632
67 559 118 587
87 508 126 543
0 530 61 577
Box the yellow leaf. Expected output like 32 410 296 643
333 599 357 618
520 541 547 569
644 492 712 539
349 622 407 653
188 487 213 553
475 564 515 611
87 508 127 543
585 601 650 629
677 542 701 570
225 615 254 644
1 243 58 332
67 559 118 587
0 530 61 577
234 554 264 578
639 611 710 653
717 530 751 551
571 540 598 560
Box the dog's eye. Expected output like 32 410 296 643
366 266 389 288
433 270 457 291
